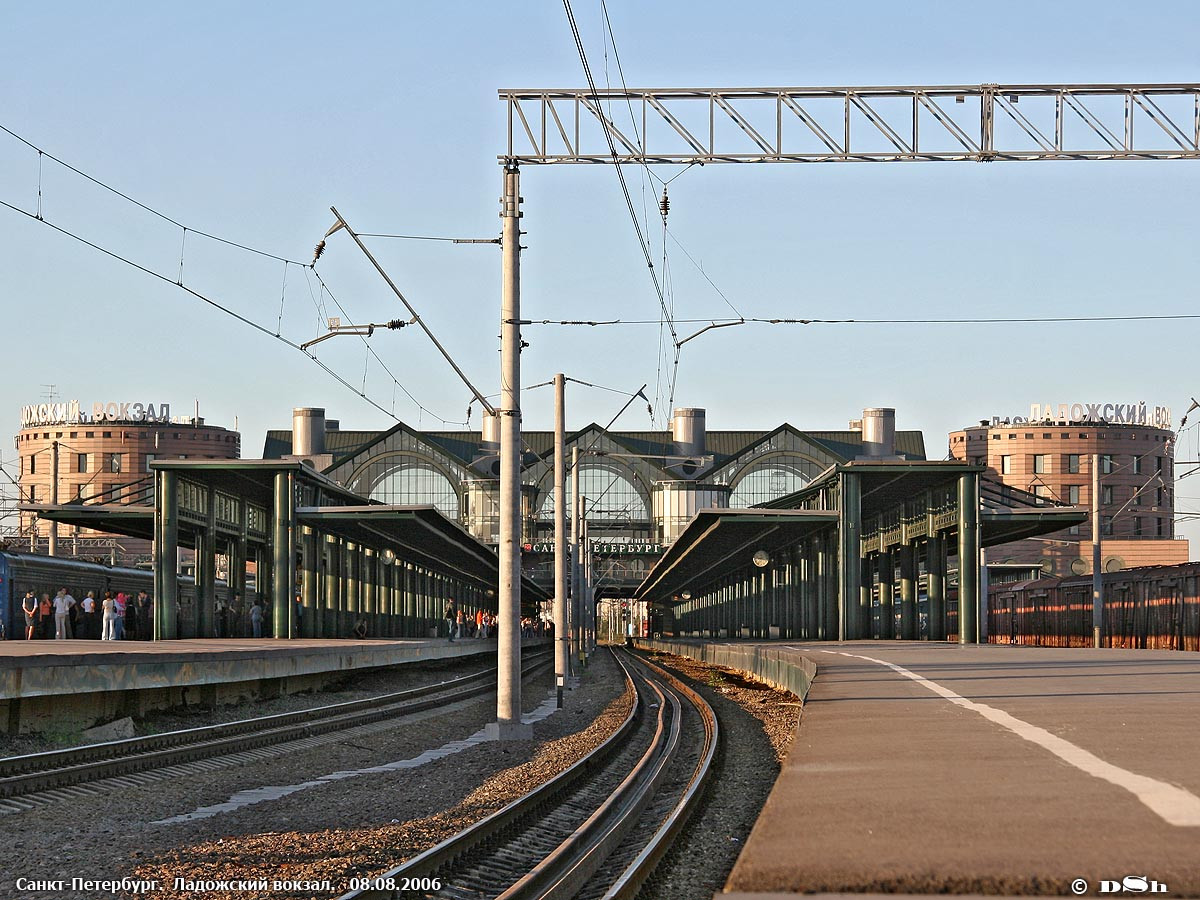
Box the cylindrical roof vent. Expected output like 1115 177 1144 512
481 410 501 449
861 407 896 458
671 407 706 458
292 407 326 456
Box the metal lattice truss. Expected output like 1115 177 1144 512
501 84 1200 164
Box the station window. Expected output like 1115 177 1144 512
1157 518 1165 536
70 431 77 439
1101 455 1114 474
1033 485 1051 504
1032 454 1048 474
1156 456 1164 472
1067 485 1081 505
77 453 88 473
1102 485 1114 505
1065 454 1080 474
1043 433 1052 439
1000 455 1012 474
1007 434 1015 439
145 453 156 473
1069 524 1081 535
992 433 1001 440
109 453 122 474
85 431 94 438
29 454 36 475
1157 486 1164 506
1132 455 1142 474
1102 516 1114 536
1134 517 1143 536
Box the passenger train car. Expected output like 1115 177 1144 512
0 550 226 639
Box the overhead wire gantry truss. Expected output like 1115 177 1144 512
501 83 1200 164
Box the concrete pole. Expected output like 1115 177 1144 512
927 536 946 641
272 471 295 638
553 373 569 706
48 441 59 557
491 162 530 740
877 550 894 640
900 543 918 641
1092 453 1103 648
571 446 581 669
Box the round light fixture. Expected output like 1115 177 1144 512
681 590 692 600
752 550 770 568
380 549 397 566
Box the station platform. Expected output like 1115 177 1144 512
641 639 1200 897
0 637 535 737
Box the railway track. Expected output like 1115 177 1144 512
340 647 718 900
0 648 552 811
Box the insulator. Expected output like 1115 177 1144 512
659 189 670 219
313 240 326 262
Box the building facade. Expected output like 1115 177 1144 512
266 406 926 598
949 414 1187 576
13 402 240 564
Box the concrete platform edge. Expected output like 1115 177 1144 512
635 638 816 702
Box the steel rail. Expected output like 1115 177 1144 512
599 649 719 900
0 649 552 800
340 646 718 900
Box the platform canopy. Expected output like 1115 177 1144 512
635 508 836 602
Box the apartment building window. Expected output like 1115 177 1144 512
1101 455 1114 474
1157 518 1165 537
1065 454 1080 474
1067 485 1081 504
1132 455 1142 474
145 453 156 474
1134 517 1143 536
1156 456 1164 473
109 453 122 474
1103 516 1114 536
1157 486 1164 507
1033 485 1050 505
1069 524 1081 535
1032 454 1048 474
1000 455 1012 475
1102 485 1114 505
29 454 36 475
77 453 88 473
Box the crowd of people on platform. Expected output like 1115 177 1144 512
19 587 154 641
441 597 552 642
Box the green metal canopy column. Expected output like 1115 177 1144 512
877 550 894 640
957 470 981 644
927 535 946 641
153 468 179 641
900 542 918 640
301 526 318 638
838 470 862 641
272 470 296 639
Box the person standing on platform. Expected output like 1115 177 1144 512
445 598 458 642
124 592 139 641
52 588 76 640
294 593 303 636
22 591 37 640
113 593 127 641
215 596 228 638
101 591 117 640
80 591 97 639
137 591 152 640
250 599 264 638
37 593 52 639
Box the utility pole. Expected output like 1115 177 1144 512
489 162 531 740
48 441 59 557
571 445 581 671
1092 453 1103 648
553 373 568 707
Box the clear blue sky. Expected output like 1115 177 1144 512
3 2 1200 547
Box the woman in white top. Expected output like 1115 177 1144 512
101 591 118 641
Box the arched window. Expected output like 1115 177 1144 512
729 456 820 507
351 454 460 518
538 462 650 523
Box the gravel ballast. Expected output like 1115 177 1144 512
4 651 627 900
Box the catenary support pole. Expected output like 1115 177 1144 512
48 441 59 557
571 445 581 672
957 470 980 644
553 373 569 707
490 162 531 740
272 470 295 639
1092 453 1103 648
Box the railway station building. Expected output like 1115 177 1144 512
12 399 240 566
949 403 1188 578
